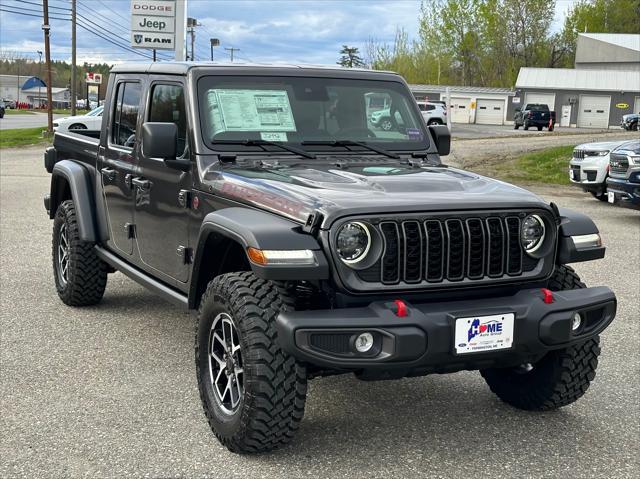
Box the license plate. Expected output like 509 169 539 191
608 191 615 203
454 313 514 355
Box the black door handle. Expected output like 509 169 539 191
100 167 116 181
131 177 151 191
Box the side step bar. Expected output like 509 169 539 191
95 246 189 310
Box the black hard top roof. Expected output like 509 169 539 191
110 62 401 80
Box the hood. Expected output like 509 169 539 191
206 159 547 227
574 140 625 151
622 113 639 121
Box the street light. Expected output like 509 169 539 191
37 50 43 109
210 38 220 61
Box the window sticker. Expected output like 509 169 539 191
208 89 297 134
260 132 288 142
406 127 423 140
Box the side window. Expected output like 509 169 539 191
425 104 435 111
148 84 187 154
111 82 142 148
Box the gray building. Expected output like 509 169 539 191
509 33 640 129
575 33 640 71
409 84 514 125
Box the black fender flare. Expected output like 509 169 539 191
50 160 97 242
189 207 329 308
556 207 605 263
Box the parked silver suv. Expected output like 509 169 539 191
417 101 447 125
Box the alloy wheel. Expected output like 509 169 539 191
57 223 69 285
208 312 244 415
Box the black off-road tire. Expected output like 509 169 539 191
52 200 108 306
480 265 601 411
196 272 307 454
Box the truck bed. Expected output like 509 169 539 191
53 130 100 167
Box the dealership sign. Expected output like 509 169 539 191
130 0 176 50
85 72 102 84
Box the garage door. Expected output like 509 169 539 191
450 97 471 124
634 96 640 114
524 92 555 110
475 99 504 125
577 95 611 128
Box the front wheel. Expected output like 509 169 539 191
196 272 307 454
427 119 442 126
68 123 87 130
380 118 394 131
480 265 601 410
590 190 608 202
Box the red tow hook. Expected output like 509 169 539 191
393 299 408 317
541 288 554 304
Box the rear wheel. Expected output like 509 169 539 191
52 200 108 306
196 272 307 453
480 265 601 410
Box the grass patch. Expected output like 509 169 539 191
3 109 36 115
0 127 52 148
476 145 574 186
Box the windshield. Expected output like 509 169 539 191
86 106 103 117
197 75 429 154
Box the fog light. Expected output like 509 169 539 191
355 332 374 353
572 313 582 331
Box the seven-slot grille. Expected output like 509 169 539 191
356 215 540 286
609 153 629 176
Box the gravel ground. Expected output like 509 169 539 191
1 145 638 479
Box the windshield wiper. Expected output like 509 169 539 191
301 140 400 159
210 139 316 159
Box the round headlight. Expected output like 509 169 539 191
521 214 545 253
336 222 371 264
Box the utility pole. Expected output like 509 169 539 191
42 0 53 133
71 0 76 115
37 50 42 109
225 47 240 62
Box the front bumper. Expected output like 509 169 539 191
276 286 616 377
606 177 640 210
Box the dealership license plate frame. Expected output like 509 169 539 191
454 313 515 355
608 191 615 204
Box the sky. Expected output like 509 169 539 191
0 0 579 66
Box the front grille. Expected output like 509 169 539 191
609 153 629 175
353 213 545 288
573 149 585 160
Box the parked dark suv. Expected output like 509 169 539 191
606 140 640 210
44 63 616 454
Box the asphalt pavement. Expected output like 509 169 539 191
1 146 638 479
0 112 65 130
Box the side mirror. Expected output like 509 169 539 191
142 122 190 172
428 124 450 156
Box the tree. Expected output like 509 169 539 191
337 45 366 68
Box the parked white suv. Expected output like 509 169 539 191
569 140 628 201
417 101 446 125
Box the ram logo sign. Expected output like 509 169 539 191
130 0 176 51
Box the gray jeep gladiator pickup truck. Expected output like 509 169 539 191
44 63 616 454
